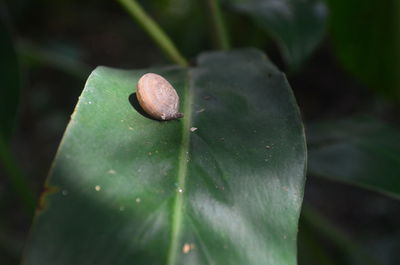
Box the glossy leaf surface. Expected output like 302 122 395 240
230 0 327 69
23 49 306 265
308 117 400 199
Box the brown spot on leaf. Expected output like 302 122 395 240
37 183 59 212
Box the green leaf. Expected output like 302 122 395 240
308 117 400 199
0 17 20 140
327 0 400 100
23 49 306 265
229 0 328 69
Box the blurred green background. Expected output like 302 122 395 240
1 0 399 264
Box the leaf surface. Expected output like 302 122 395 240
23 49 306 265
308 117 400 199
230 0 327 69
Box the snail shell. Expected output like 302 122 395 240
136 73 183 120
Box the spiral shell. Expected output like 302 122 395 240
136 73 183 120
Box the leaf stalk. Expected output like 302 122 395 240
116 0 189 67
206 0 230 49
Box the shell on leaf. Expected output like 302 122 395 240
136 73 183 120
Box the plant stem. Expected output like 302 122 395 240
0 134 35 214
206 0 230 50
116 0 188 67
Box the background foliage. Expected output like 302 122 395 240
0 0 399 264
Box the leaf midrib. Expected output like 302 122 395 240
167 70 192 265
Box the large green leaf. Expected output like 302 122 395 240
327 0 400 100
308 117 400 199
23 49 306 265
0 17 20 140
229 0 327 69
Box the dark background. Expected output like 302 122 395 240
1 0 399 264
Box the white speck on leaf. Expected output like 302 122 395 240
136 198 141 203
108 169 116 175
95 185 101 191
182 243 195 254
190 127 198 132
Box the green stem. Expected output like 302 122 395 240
206 0 230 50
0 134 35 214
116 0 188 67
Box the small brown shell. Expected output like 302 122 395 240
136 73 183 120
